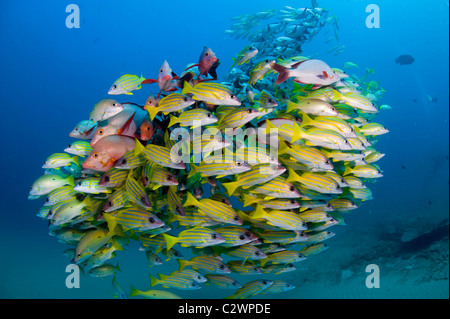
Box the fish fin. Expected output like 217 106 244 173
147 106 159 121
134 139 146 156
271 63 291 84
187 163 198 179
112 238 124 251
181 81 193 95
177 259 189 271
299 111 314 127
264 119 278 135
260 258 267 267
103 213 118 236
184 63 200 71
141 78 157 85
343 166 352 176
286 167 302 184
117 112 136 135
183 191 200 207
291 121 302 143
168 115 178 128
72 156 79 167
115 263 121 272
158 273 169 281
129 286 141 297
277 139 290 156
242 194 260 207
150 274 160 287
222 181 240 197
66 175 75 187
163 233 178 251
286 101 297 113
250 204 267 220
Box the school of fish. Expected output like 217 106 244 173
29 5 389 299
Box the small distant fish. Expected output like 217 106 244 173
395 55 415 65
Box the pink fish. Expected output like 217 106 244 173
271 59 340 88
82 135 135 172
184 46 220 80
141 60 179 98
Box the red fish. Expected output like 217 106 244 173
82 135 135 172
184 46 220 80
141 60 179 98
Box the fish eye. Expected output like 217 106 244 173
183 97 188 102
144 177 149 183
230 94 236 99
121 159 127 164
232 282 237 286
160 69 163 73
140 196 145 202
93 153 99 158
247 109 253 114
255 251 260 256
112 85 117 89
289 264 294 268
103 176 110 182
207 113 211 118
76 253 81 257
289 186 295 192
245 232 251 237
112 103 116 107
300 232 305 237
211 233 218 240
290 200 296 204
167 176 172 181
327 231 332 235
68 144 72 148
205 52 209 56
325 160 330 164
233 216 240 221
30 186 33 190
98 129 104 135
77 182 82 186
237 162 243 167
253 267 259 271
107 201 112 206
148 217 155 224
219 265 225 270
263 280 269 285
239 235 245 240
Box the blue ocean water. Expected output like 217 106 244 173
0 0 448 299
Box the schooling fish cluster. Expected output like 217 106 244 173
29 6 389 299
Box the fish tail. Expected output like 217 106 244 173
183 191 200 207
177 259 190 271
343 166 352 176
242 194 260 207
150 274 161 287
103 213 118 236
264 119 277 135
134 139 145 156
271 63 291 84
299 111 314 127
250 204 267 220
168 115 179 128
72 156 80 166
141 78 157 85
115 262 121 272
277 139 290 155
163 233 178 251
112 238 124 251
181 81 193 95
291 121 302 143
147 106 159 121
260 259 268 267
66 175 75 187
286 101 297 113
222 181 240 196
83 196 93 209
187 163 198 179
129 286 141 297
286 167 302 184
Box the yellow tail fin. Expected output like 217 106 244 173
181 81 193 95
163 233 179 251
222 181 240 196
250 204 267 220
242 193 261 207
134 139 146 156
183 191 200 207
286 167 302 184
150 275 160 287
147 106 159 121
168 114 179 128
